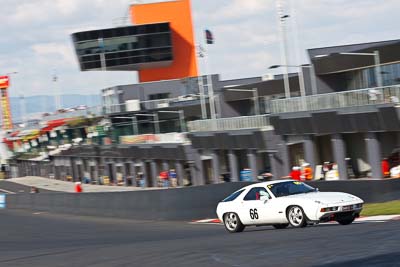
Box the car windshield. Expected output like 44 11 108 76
268 181 316 198
222 189 245 202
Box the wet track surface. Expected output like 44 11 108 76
0 209 399 267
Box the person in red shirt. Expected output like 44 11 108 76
289 166 302 181
382 158 390 178
159 170 169 187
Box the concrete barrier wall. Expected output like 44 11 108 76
6 180 400 221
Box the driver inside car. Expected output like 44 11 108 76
259 190 270 201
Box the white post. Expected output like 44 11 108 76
374 50 383 87
298 66 306 110
310 63 318 95
205 60 216 120
179 110 186 132
276 0 291 98
19 95 26 125
203 38 216 121
154 113 160 134
253 88 260 115
132 116 138 135
197 76 207 119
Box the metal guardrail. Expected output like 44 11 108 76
188 114 272 132
270 85 400 113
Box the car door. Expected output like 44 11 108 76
238 187 272 225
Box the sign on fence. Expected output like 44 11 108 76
0 194 6 208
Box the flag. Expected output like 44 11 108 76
205 29 214 44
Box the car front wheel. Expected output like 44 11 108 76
287 206 307 228
337 216 356 225
224 212 245 233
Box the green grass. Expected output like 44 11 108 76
361 200 400 216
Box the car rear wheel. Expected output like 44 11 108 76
273 223 289 229
337 216 356 225
223 212 245 233
287 206 307 228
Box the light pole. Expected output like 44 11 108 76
314 51 383 87
158 110 186 132
114 116 139 135
226 88 260 115
276 0 291 98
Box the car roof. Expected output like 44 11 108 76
241 179 296 190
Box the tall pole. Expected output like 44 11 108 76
197 75 207 119
374 50 383 87
19 95 26 125
253 88 260 115
179 110 186 132
132 116 138 135
53 71 61 111
310 63 318 95
204 40 216 120
154 113 160 134
298 66 306 109
277 0 291 98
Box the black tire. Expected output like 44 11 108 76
337 216 356 225
287 206 307 228
223 212 245 233
273 223 289 229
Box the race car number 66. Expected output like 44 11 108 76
249 209 259 219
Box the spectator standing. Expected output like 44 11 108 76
169 169 177 187
159 170 169 188
302 163 313 180
382 158 390 178
289 166 302 181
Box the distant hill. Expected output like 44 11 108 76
9 94 101 122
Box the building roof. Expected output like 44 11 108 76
308 39 400 74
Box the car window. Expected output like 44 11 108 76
268 181 315 198
222 189 245 202
243 187 270 201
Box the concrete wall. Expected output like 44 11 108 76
6 180 400 221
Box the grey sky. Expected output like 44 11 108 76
1 0 400 98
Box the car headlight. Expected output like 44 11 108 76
320 207 339 212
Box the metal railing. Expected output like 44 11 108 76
188 114 272 132
270 85 400 113
43 106 103 121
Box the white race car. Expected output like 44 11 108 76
216 180 363 233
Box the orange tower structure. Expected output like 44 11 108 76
0 76 13 130
130 0 198 83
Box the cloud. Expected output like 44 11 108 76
31 43 76 65
3 0 400 98
217 0 271 20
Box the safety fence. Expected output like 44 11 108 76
270 85 400 113
188 114 272 132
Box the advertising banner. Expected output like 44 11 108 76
1 88 13 129
119 133 187 145
0 194 5 208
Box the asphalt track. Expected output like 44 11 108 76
1 210 400 267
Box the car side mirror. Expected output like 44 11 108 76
260 196 269 203
315 188 319 192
